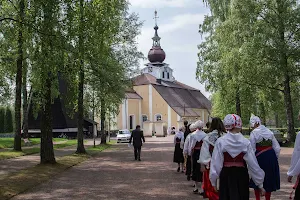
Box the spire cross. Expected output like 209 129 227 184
154 10 159 26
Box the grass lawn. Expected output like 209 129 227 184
0 148 40 160
0 138 67 149
0 143 111 200
0 139 79 160
0 138 40 149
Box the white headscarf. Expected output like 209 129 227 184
194 120 204 130
250 115 261 128
223 114 242 130
189 123 196 132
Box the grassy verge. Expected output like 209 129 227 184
0 138 67 149
0 138 40 149
0 143 111 200
0 139 79 160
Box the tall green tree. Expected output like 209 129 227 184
76 0 86 154
198 0 300 140
29 0 66 163
1 0 25 150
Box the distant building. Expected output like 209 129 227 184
27 74 98 138
112 11 211 133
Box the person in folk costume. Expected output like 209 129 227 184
173 127 185 172
249 115 280 200
188 120 207 195
205 121 211 133
287 112 300 200
198 117 226 200
210 114 265 200
171 127 176 135
184 123 196 181
184 120 191 142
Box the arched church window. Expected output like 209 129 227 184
142 115 148 122
162 72 165 78
155 114 162 121
167 72 170 79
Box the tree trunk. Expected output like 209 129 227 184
76 0 86 154
14 0 25 151
235 87 241 117
276 0 295 141
40 76 56 164
22 62 29 139
283 75 295 141
100 98 106 144
260 102 267 125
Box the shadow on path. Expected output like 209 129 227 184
11 137 295 200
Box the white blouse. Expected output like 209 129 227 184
198 130 222 165
188 130 207 156
209 132 265 188
287 132 300 177
250 125 281 158
183 133 192 155
174 131 184 144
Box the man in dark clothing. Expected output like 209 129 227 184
129 125 145 161
183 120 190 141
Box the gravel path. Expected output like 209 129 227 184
11 136 295 200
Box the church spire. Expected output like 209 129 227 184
152 10 161 47
148 10 166 63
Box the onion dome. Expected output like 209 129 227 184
147 11 166 63
148 46 166 63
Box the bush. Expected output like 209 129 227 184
0 107 5 133
4 107 13 133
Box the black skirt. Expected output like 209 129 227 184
192 149 202 182
219 166 249 200
173 143 184 163
295 178 300 200
186 155 192 176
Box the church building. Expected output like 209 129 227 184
113 11 211 135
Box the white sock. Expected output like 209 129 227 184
199 182 203 193
194 182 198 190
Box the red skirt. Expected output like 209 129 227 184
203 169 219 200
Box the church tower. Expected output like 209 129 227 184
141 10 174 82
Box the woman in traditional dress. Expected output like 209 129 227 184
210 114 265 200
249 115 280 200
184 123 195 181
287 112 300 200
199 117 226 200
173 127 184 172
171 127 176 135
188 120 207 194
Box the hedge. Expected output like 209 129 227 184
0 107 13 133
4 107 13 133
0 107 5 133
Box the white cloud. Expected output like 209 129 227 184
136 13 204 52
160 13 204 33
129 0 201 8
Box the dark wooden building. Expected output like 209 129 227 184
27 74 97 138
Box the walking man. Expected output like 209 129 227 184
129 125 145 161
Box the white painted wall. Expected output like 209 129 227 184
122 100 126 129
177 114 181 130
149 85 153 121
139 99 142 126
168 105 171 128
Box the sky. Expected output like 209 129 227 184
129 0 211 98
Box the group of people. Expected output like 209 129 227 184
173 114 300 200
